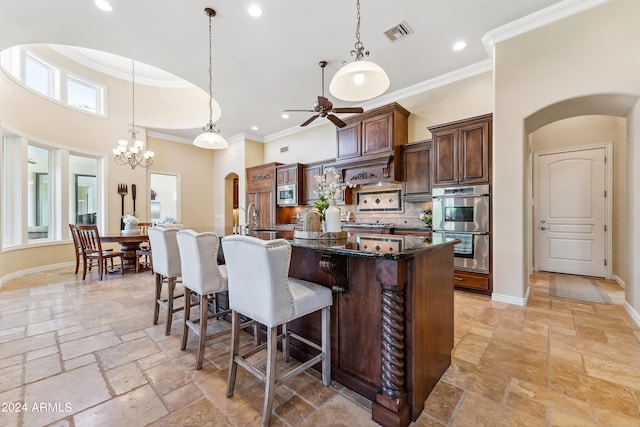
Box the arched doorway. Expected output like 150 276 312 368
224 173 239 235
524 94 638 297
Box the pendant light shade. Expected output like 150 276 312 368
194 7 228 150
329 60 389 102
329 0 390 102
193 130 229 149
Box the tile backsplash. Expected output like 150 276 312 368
340 183 432 228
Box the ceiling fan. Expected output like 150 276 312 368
284 61 364 128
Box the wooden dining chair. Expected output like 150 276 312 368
70 223 111 275
75 224 124 280
136 222 153 273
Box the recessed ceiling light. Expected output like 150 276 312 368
251 126 259 131
281 113 289 119
248 5 263 17
452 41 466 51
94 0 113 12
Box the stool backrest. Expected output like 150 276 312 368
221 235 294 327
155 223 185 230
176 230 227 295
147 227 181 278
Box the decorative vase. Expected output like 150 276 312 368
123 222 140 235
324 203 341 233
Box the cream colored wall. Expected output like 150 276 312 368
493 0 640 310
0 47 215 280
628 103 640 310
530 115 628 283
146 136 215 230
264 123 336 164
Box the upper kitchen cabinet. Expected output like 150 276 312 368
401 140 432 201
276 163 302 186
335 103 410 185
428 114 492 187
302 161 324 205
336 103 410 161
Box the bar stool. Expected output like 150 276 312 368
147 227 185 335
176 230 252 370
221 235 332 426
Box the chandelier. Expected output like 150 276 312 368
193 7 228 149
113 59 154 169
329 0 390 102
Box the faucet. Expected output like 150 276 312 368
247 202 258 233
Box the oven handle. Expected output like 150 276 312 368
432 193 489 199
434 231 489 235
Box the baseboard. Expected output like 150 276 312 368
0 262 74 289
612 274 626 289
491 288 529 307
624 302 640 327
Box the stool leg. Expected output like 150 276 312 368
321 306 331 386
262 326 278 426
283 322 290 362
153 273 162 325
166 277 176 335
226 311 240 398
181 287 191 351
195 293 208 370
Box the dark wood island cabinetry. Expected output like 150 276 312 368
283 233 456 427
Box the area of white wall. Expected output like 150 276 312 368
264 123 336 164
628 103 640 317
530 115 627 284
493 0 640 310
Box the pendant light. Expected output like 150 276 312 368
113 59 155 169
193 7 228 149
329 0 390 102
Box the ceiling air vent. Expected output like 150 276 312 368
384 21 412 42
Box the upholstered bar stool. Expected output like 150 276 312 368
147 227 185 335
176 230 254 370
221 235 333 426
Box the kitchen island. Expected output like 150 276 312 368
251 231 456 427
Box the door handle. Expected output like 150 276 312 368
540 220 546 223
540 227 547 230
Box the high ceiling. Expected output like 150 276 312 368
1 0 592 143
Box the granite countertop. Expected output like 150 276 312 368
287 232 456 260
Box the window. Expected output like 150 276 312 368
25 52 57 98
1 46 105 117
28 145 51 240
1 128 104 249
67 75 103 114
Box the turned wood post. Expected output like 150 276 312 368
372 258 410 427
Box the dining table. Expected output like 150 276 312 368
100 233 149 272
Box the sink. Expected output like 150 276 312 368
254 228 279 232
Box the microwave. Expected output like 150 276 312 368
277 184 297 206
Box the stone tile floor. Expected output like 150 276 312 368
0 268 638 426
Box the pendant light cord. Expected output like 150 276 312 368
207 11 213 127
131 59 136 131
351 0 369 61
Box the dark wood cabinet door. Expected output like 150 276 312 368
247 190 274 228
432 129 458 186
458 121 489 184
303 164 323 205
362 113 392 156
336 122 361 160
402 141 432 201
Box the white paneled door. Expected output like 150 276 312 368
537 147 607 277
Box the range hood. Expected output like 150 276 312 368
337 154 399 186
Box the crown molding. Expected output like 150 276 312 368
263 59 492 143
482 0 610 57
146 130 194 145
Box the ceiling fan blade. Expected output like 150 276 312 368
301 114 320 126
332 107 364 114
284 109 315 112
327 114 347 128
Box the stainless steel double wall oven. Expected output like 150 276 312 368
432 184 490 274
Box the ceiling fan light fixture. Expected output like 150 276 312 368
330 60 389 102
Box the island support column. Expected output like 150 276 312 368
372 259 411 427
